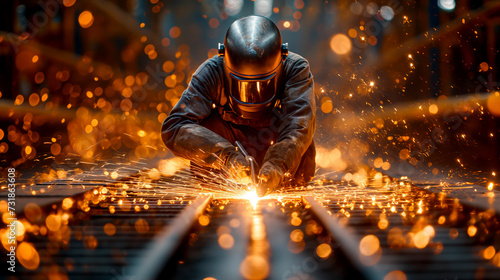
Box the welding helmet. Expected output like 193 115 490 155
218 15 288 119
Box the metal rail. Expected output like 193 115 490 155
131 195 212 280
304 175 500 279
4 164 499 279
302 196 385 280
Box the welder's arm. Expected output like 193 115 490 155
258 59 316 195
161 62 237 169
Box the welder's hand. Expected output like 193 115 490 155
225 151 252 184
257 162 284 197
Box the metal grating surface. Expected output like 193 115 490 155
1 182 195 280
2 169 500 280
318 180 500 280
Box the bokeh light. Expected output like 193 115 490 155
78 11 94 29
330 34 352 55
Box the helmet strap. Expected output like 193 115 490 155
218 43 225 57
281 43 288 59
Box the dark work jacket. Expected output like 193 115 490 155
161 52 316 177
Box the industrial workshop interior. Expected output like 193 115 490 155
1 0 500 279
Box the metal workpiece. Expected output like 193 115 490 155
305 178 500 280
2 163 500 280
302 195 385 280
132 195 212 280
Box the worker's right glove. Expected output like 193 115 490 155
224 150 252 185
257 162 284 197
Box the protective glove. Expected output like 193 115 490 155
224 150 252 184
257 162 284 197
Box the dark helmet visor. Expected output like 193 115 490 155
229 72 277 104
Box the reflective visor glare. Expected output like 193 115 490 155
231 76 276 104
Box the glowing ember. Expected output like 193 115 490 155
198 215 210 226
78 11 94 29
62 198 74 210
103 223 116 236
413 231 430 249
360 235 380 256
316 243 332 259
239 254 269 280
330 33 352 55
218 233 235 250
17 242 40 270
384 270 407 280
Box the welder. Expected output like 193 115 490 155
161 15 316 196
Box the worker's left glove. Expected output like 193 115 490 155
257 162 284 197
224 150 252 184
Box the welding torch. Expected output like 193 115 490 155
234 141 259 187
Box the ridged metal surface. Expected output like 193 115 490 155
1 182 195 280
311 181 500 280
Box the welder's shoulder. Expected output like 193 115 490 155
284 52 311 71
192 56 224 80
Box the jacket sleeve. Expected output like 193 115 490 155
262 57 316 176
161 59 235 169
